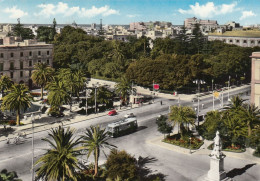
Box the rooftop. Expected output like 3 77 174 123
107 117 137 128
209 29 260 38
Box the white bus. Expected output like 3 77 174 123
107 117 138 137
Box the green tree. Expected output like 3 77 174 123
0 75 13 96
35 126 82 181
31 63 54 100
156 115 172 138
168 106 196 138
82 125 116 177
240 103 260 137
11 22 34 40
115 76 132 105
1 84 32 126
0 169 21 181
105 149 137 181
45 78 70 112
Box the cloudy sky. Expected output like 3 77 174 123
0 0 259 25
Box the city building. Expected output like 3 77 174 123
129 22 146 31
208 30 260 47
251 52 260 107
0 37 53 88
184 17 218 34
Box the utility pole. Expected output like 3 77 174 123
31 114 34 181
228 76 231 101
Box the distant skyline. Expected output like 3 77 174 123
0 0 259 26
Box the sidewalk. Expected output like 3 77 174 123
147 135 260 165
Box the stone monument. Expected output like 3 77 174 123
200 131 232 181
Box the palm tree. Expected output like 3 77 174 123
72 70 86 99
0 169 22 181
240 103 260 137
168 105 196 138
31 63 54 99
226 95 244 111
45 77 70 112
35 126 82 181
1 84 32 126
82 125 116 177
115 76 132 105
0 75 13 96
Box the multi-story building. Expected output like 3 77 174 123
0 37 53 88
129 22 146 31
184 17 218 33
208 30 260 47
251 52 260 107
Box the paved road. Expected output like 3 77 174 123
1 86 259 181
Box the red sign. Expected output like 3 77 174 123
153 84 159 90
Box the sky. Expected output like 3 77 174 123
0 0 259 26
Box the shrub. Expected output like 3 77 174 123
163 134 203 149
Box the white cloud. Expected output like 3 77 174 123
240 11 256 20
4 6 28 19
80 5 119 17
35 2 119 18
178 2 237 18
127 14 140 18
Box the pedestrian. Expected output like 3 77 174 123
160 100 162 105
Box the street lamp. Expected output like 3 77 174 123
92 82 100 114
25 112 41 181
228 76 231 101
193 79 205 127
212 79 214 92
85 82 92 115
189 137 192 154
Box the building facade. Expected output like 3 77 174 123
0 37 53 88
251 52 260 107
208 35 260 47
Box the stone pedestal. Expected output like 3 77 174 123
199 131 232 181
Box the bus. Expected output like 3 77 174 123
107 117 138 137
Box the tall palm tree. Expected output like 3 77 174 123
1 84 32 126
72 70 86 99
45 77 70 112
240 103 260 137
226 95 244 111
82 125 116 177
31 63 54 99
0 75 13 97
0 169 22 181
115 76 132 105
35 126 82 181
168 105 196 138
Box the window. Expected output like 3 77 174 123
29 60 32 67
38 51 41 56
20 71 23 77
0 53 3 58
229 40 233 43
243 40 247 43
251 40 255 44
29 51 32 56
38 60 41 63
258 41 260 44
0 63 3 71
10 53 14 58
20 52 23 57
10 72 13 78
236 40 240 43
10 62 14 70
20 62 23 69
29 70 32 77
47 59 49 64
47 51 50 55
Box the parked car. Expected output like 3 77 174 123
124 113 135 118
108 109 117 116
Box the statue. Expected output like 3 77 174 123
209 131 225 159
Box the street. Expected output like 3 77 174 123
0 85 259 181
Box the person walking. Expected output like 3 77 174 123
160 100 162 105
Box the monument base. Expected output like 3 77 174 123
197 174 233 181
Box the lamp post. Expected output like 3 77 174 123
92 82 100 114
212 79 214 92
193 79 205 127
189 137 192 154
85 82 92 115
29 112 41 181
228 76 231 101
